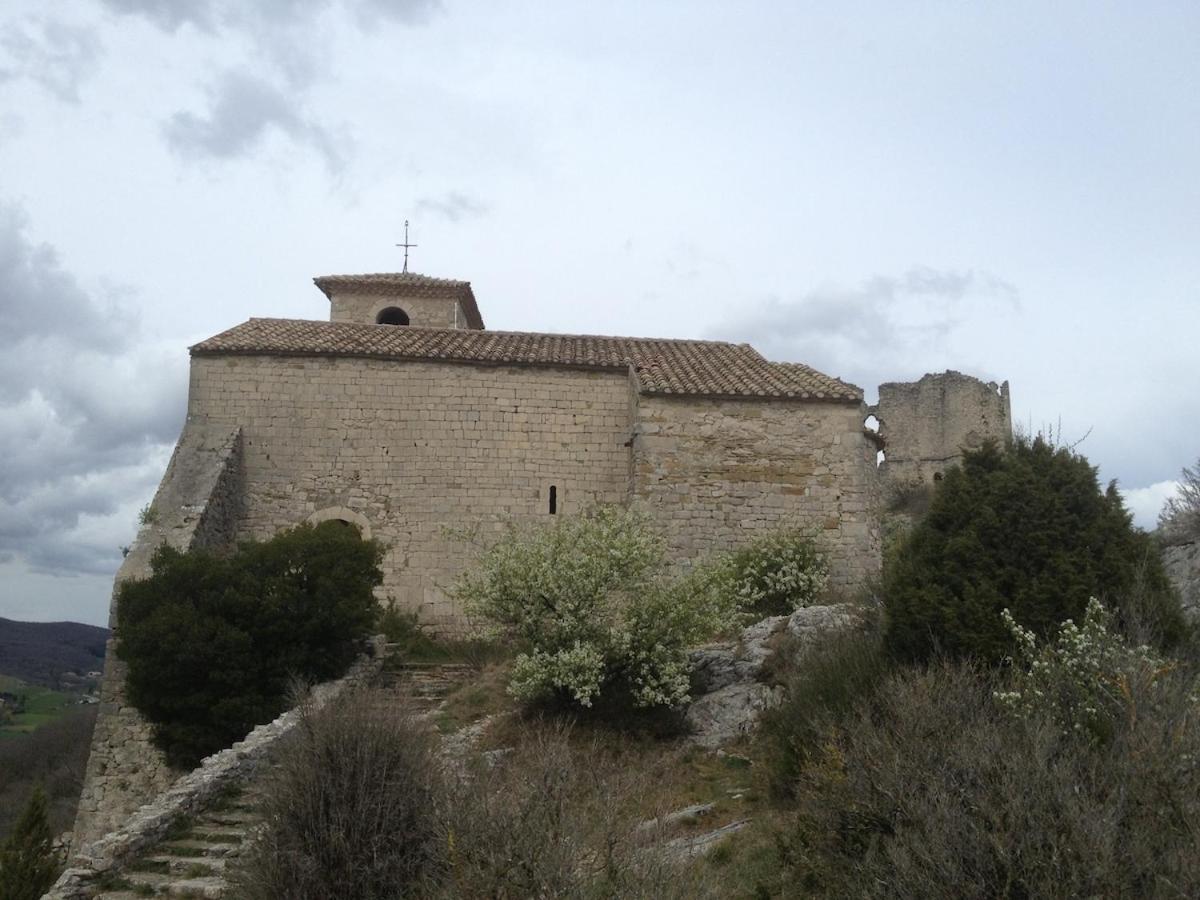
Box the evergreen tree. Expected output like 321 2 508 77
116 521 383 768
884 437 1185 663
0 786 58 900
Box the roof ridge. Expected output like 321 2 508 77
191 318 863 402
241 317 751 349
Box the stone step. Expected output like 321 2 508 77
187 824 250 841
156 838 242 858
198 808 261 826
143 853 229 876
124 870 227 897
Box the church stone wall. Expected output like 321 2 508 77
74 426 244 850
329 292 468 328
631 395 881 593
186 354 632 630
872 370 1011 488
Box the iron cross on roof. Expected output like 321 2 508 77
396 220 417 274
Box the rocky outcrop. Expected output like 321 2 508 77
1164 540 1200 623
685 604 860 748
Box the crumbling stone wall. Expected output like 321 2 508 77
72 426 244 850
631 395 881 592
872 370 1011 487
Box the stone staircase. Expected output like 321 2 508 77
89 783 265 899
58 655 476 899
376 660 475 714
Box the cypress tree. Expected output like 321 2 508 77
0 786 58 900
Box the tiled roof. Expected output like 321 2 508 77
191 318 862 402
312 273 484 330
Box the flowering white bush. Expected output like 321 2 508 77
994 598 1174 739
454 506 744 709
729 527 828 615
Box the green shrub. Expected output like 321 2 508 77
454 506 743 711
728 527 828 617
0 785 58 900
760 617 891 798
884 437 1185 663
769 660 1200 899
116 521 383 768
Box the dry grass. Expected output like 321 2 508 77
236 686 742 898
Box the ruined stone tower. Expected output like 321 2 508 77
870 370 1012 487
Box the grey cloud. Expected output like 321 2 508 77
707 266 1019 393
352 0 442 27
416 191 487 223
0 203 186 576
164 70 343 169
96 0 217 32
98 0 438 33
0 18 102 103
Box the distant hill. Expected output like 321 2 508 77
0 618 109 689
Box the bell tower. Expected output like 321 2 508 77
313 273 484 330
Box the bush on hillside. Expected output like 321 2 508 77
455 506 744 711
116 521 383 768
766 659 1200 899
884 437 1185 663
1159 455 1200 543
995 597 1172 742
438 723 715 899
234 688 444 900
237 690 718 899
727 527 828 617
760 617 891 798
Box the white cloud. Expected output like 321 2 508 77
1120 480 1180 532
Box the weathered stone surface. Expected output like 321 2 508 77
632 394 881 594
73 426 245 851
873 370 1011 488
1164 540 1200 622
685 605 859 749
786 603 862 648
685 682 781 749
661 819 751 859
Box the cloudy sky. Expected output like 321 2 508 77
1 1 1197 626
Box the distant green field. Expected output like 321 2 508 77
0 675 78 737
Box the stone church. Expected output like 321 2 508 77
74 269 1010 846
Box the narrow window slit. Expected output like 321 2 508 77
549 485 557 515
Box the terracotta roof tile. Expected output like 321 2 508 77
191 318 862 402
312 272 484 330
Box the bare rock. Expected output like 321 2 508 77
1163 540 1200 623
685 682 781 749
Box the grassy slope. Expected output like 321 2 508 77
0 674 80 737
